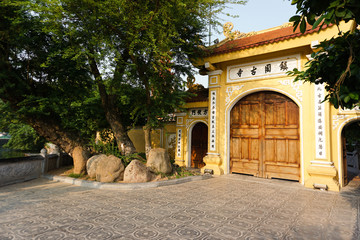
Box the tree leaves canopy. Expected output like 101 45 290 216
1 0 245 152
289 0 360 109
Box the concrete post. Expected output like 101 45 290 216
53 146 61 168
40 148 48 174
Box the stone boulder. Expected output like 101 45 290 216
73 146 91 174
86 154 107 178
146 148 172 174
124 160 155 183
96 155 125 182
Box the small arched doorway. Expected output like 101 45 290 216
230 91 300 181
191 122 208 168
341 121 360 185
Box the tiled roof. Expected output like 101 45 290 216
186 86 209 103
207 24 328 56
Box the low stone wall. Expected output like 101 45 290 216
0 150 73 187
0 156 43 187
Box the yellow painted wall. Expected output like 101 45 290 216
128 124 176 159
175 22 354 191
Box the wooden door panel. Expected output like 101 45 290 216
288 103 299 125
231 95 261 175
232 160 260 176
264 140 275 162
232 128 259 137
230 91 300 181
275 140 286 162
250 138 260 161
275 104 286 125
239 102 260 125
249 103 261 125
241 138 249 159
265 128 298 137
230 138 241 158
288 140 300 164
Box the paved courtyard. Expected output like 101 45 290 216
0 175 359 240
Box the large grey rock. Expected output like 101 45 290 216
96 155 125 183
124 160 155 183
73 146 90 174
86 154 106 178
146 148 172 174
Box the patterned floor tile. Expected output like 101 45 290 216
0 176 359 239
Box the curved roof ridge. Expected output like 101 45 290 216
207 23 331 56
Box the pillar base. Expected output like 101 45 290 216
306 164 340 191
201 154 223 175
175 159 186 167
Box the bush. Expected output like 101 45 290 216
4 123 46 151
90 140 146 167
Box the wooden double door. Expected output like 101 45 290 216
230 91 300 181
191 122 208 168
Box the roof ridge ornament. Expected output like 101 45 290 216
223 22 241 40
223 22 257 40
280 22 293 28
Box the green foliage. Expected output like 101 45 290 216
1 0 245 154
290 0 360 33
174 166 195 178
91 140 122 158
289 0 360 109
3 123 46 151
68 173 84 178
289 30 360 109
90 138 146 167
343 121 360 152
0 2 108 150
119 153 147 167
31 0 246 130
0 100 45 151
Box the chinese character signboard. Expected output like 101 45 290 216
189 108 208 117
227 54 300 82
177 129 182 158
210 91 217 151
315 84 326 159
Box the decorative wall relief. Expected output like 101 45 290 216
332 114 349 130
177 117 183 125
186 119 194 130
225 85 244 105
278 79 303 102
339 106 360 114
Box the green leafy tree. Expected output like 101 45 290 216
1 0 245 160
0 2 106 156
31 0 245 156
289 0 360 109
0 100 46 151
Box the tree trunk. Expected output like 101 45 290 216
88 54 137 155
27 117 80 154
105 108 137 155
26 117 90 174
144 126 152 159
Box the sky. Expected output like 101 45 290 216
195 0 298 86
